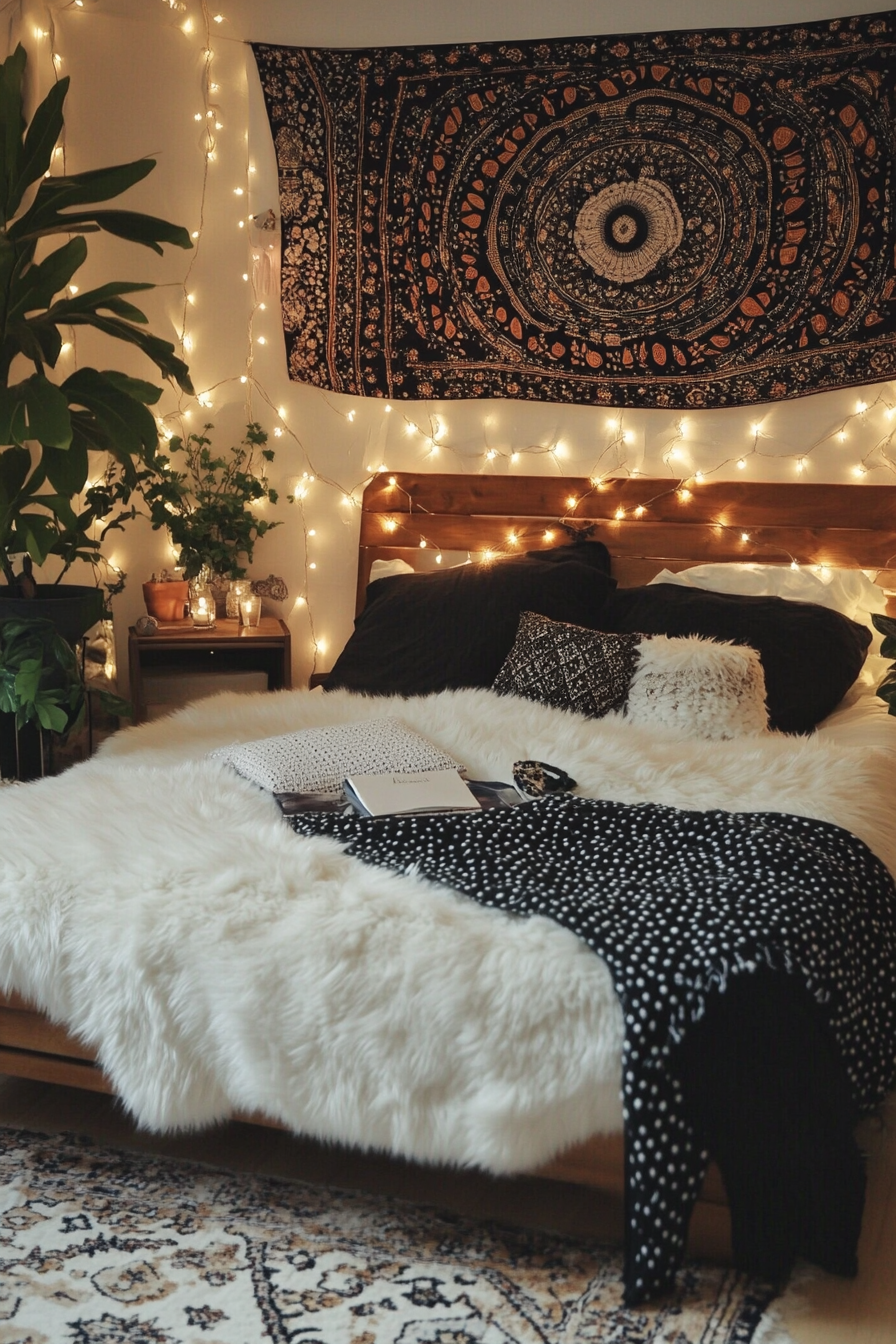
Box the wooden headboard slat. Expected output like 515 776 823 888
363 474 896 531
354 473 896 616
359 513 896 568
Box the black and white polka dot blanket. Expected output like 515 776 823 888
292 794 896 1304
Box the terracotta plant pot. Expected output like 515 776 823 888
142 580 189 623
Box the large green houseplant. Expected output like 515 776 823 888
0 43 194 615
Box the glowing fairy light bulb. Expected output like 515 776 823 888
741 531 751 542
634 505 647 518
614 507 626 520
737 458 746 470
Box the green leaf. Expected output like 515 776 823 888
44 279 154 319
0 374 72 448
871 612 896 641
35 695 70 734
41 439 89 497
879 635 896 661
8 157 158 237
8 77 68 222
101 370 163 406
876 664 896 715
95 688 133 719
54 208 193 255
0 444 31 506
0 45 27 228
62 367 158 479
16 511 62 566
6 235 87 321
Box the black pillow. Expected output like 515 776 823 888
325 557 616 696
524 538 612 572
605 584 870 733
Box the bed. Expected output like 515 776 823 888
1 473 895 1303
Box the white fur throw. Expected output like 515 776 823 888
1 685 894 1178
626 635 770 740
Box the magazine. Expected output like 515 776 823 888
343 767 480 817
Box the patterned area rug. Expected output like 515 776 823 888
0 1126 792 1343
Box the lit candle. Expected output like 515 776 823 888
239 595 261 627
191 593 216 628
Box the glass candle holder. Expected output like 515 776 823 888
226 578 252 619
239 594 261 627
190 589 216 629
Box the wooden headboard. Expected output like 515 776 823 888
356 473 896 613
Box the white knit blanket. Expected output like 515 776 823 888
1 684 894 1174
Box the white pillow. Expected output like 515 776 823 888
211 716 462 796
626 635 769 740
649 562 886 637
370 558 415 581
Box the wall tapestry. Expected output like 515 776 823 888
252 12 896 409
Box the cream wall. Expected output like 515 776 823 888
7 0 896 688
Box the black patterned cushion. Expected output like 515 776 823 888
492 611 640 718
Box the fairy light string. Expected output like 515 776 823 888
29 3 896 678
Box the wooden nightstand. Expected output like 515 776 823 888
128 616 292 724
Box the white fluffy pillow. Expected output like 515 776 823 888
626 635 769 740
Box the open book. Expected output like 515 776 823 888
343 767 481 818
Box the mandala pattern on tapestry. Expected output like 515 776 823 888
252 11 896 408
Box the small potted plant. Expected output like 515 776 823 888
141 568 190 623
0 615 131 780
141 422 280 608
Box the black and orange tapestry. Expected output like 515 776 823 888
252 12 896 408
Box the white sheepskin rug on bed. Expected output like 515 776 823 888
1 686 894 1178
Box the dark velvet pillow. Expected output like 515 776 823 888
605 584 870 733
524 539 612 572
325 557 616 696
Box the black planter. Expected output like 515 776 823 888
0 584 103 781
0 584 104 644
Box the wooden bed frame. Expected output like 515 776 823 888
2 472 895 1259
